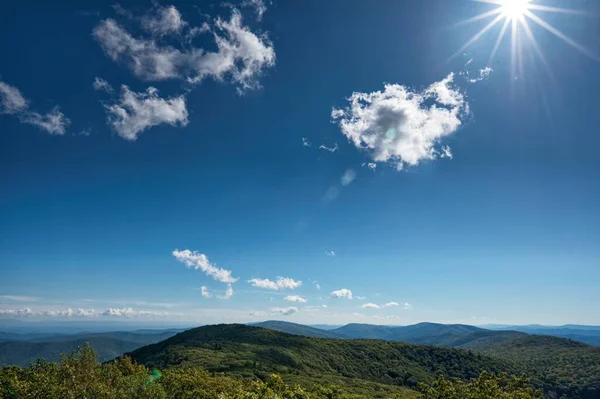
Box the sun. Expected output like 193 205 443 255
500 0 531 20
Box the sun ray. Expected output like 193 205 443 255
526 4 589 16
449 13 505 61
519 16 548 70
524 10 600 61
454 8 502 27
488 17 511 65
472 0 504 5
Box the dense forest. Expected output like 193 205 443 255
0 344 543 399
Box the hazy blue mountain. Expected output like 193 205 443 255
253 321 346 338
330 323 398 339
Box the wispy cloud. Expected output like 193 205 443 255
201 286 212 298
248 277 302 290
218 284 234 299
270 306 298 316
105 85 188 140
249 310 266 317
284 295 307 303
173 249 238 284
330 288 353 299
468 67 494 83
0 295 38 303
101 307 170 317
361 303 381 309
93 6 275 93
92 77 114 93
242 0 267 21
0 308 95 317
325 250 336 257
302 137 311 147
331 73 468 170
312 281 321 290
0 80 70 135
319 143 338 153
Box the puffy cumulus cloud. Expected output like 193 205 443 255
92 77 114 93
331 73 468 170
270 306 298 316
0 308 94 317
201 286 211 298
105 85 188 140
172 249 237 284
330 288 353 299
218 284 234 299
284 295 307 303
361 303 381 309
0 80 70 135
101 307 169 317
248 277 302 290
141 5 186 36
93 7 275 92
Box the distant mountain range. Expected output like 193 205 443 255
0 329 182 366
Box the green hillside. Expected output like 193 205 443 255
127 323 512 395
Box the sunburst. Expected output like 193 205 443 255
452 0 599 72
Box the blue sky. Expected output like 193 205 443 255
1 0 599 327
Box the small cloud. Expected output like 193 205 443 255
319 143 338 153
440 145 453 159
201 286 212 298
355 296 366 300
0 80 70 135
79 128 92 136
312 281 321 290
248 277 302 290
330 288 352 299
403 302 413 309
105 86 188 141
361 303 381 309
217 284 233 299
270 306 298 316
173 249 238 284
325 250 336 257
362 162 377 170
249 310 265 317
92 77 113 93
468 67 494 83
141 5 187 37
242 0 267 21
101 307 169 317
383 302 399 308
302 137 311 147
284 295 307 303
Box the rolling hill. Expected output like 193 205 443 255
126 323 513 394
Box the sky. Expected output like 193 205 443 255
1 0 600 329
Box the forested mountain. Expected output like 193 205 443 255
127 324 600 398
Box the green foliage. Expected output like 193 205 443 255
0 344 411 398
418 371 543 399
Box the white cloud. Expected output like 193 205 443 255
93 7 275 92
383 302 399 308
218 284 234 299
92 77 114 93
141 5 186 36
105 85 188 140
361 303 381 309
249 310 265 317
440 145 453 159
319 143 338 153
404 302 413 309
330 288 353 299
325 250 336 257
201 286 212 298
173 249 238 284
312 281 321 290
270 306 298 316
284 295 307 303
248 277 302 290
0 80 70 135
331 73 468 170
469 67 494 83
302 137 311 147
243 0 267 21
0 81 28 113
355 296 366 300
0 308 94 317
101 307 169 317
367 162 377 170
